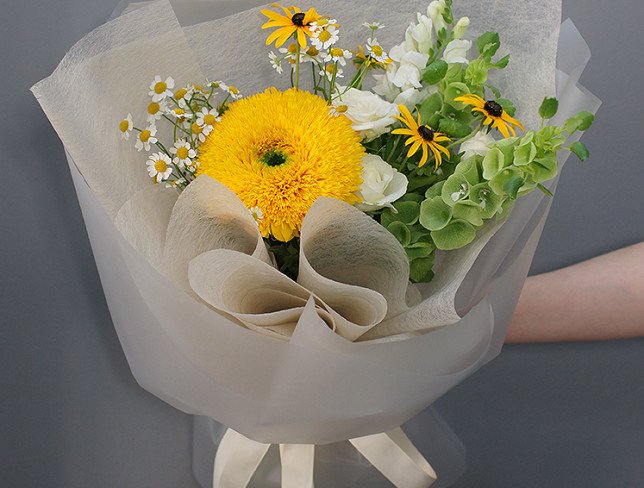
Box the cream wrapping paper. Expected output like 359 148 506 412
33 0 599 445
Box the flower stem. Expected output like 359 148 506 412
295 43 301 90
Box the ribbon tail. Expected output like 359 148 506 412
212 429 271 488
350 427 437 488
279 444 315 488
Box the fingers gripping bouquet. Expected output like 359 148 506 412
32 0 599 486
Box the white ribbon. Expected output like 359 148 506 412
212 427 436 488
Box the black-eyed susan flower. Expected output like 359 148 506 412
197 88 364 242
455 94 525 138
261 4 321 49
391 104 450 169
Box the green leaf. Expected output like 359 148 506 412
425 181 445 199
530 152 558 182
392 200 420 225
422 59 449 85
431 219 477 250
409 255 435 283
419 93 444 124
485 83 502 99
564 111 595 134
569 141 590 161
503 175 525 199
441 173 471 206
419 196 453 231
497 98 516 117
476 31 500 59
465 59 489 86
470 183 504 219
539 97 559 119
405 241 435 260
492 54 510 69
488 166 523 196
387 221 412 246
513 142 537 166
444 82 471 106
452 201 484 227
482 147 505 180
438 118 472 138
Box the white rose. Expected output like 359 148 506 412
459 131 495 159
356 154 409 211
334 88 399 141
427 0 447 34
454 17 470 39
442 39 472 64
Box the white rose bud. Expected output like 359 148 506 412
459 131 495 159
356 154 409 211
454 17 470 39
333 88 399 141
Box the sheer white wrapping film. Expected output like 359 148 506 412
32 0 599 484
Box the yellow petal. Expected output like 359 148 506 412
296 28 307 48
420 144 429 167
407 140 422 158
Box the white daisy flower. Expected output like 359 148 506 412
148 75 175 102
329 104 349 117
363 21 385 31
309 18 337 34
146 152 173 182
218 82 241 100
320 63 344 81
118 113 133 140
302 45 323 63
248 206 264 223
367 38 389 64
146 100 168 123
134 125 157 152
170 139 197 169
169 107 189 119
190 121 207 143
269 52 284 74
173 87 190 108
196 107 220 136
323 47 352 66
311 25 339 51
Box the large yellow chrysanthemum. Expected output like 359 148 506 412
197 88 365 242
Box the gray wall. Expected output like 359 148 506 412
2 1 643 487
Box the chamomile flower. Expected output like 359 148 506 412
323 47 352 66
118 113 133 140
191 122 207 143
169 107 189 119
329 104 349 117
366 38 389 64
311 24 339 51
269 52 284 74
148 75 175 102
363 21 385 31
321 63 344 81
171 140 197 169
146 100 168 123
219 82 242 100
196 107 220 136
135 125 158 151
248 206 264 224
146 152 173 182
173 87 189 108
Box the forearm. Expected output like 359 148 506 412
506 242 644 343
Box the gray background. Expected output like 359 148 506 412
2 0 643 487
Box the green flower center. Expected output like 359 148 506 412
261 149 288 167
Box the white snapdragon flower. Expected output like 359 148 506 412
394 86 437 110
443 39 472 64
356 154 409 211
333 88 399 141
373 69 401 102
409 13 434 54
454 17 470 39
459 131 496 159
427 0 447 34
389 46 429 89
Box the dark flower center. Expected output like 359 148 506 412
291 13 306 26
261 149 288 167
418 125 435 142
484 100 503 117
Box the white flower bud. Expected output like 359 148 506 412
454 17 470 39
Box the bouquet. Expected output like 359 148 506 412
32 0 600 486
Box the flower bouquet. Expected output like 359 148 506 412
32 0 600 486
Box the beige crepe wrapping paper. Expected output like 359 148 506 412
32 0 599 443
